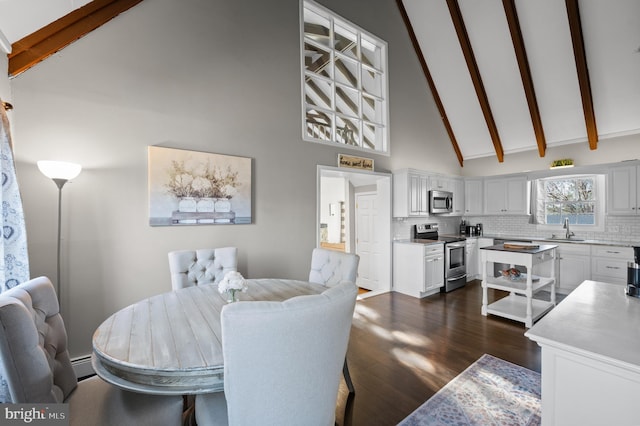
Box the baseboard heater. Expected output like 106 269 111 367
72 355 95 379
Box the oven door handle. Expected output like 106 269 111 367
446 242 466 248
447 274 467 282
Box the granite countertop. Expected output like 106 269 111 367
479 234 635 247
481 243 558 254
393 239 443 246
397 235 635 247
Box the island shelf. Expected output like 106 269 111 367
480 243 557 328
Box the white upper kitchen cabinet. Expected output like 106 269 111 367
450 177 465 216
484 176 528 215
608 164 639 215
428 175 451 191
393 169 429 217
464 178 483 215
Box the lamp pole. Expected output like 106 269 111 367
37 161 82 307
53 178 68 303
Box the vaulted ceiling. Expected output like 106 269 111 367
2 1 640 167
399 0 640 166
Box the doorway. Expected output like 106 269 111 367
317 166 392 297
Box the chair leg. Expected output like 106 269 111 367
343 359 355 394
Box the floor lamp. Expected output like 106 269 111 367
37 160 82 304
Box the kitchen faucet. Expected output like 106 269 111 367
563 218 574 239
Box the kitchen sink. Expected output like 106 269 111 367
548 236 585 242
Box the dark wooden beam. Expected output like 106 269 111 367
8 0 143 77
396 0 464 167
502 0 546 158
565 0 598 150
447 0 504 162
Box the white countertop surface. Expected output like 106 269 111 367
525 280 640 372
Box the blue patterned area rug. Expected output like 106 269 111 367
398 354 541 426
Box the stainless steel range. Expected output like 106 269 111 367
413 223 467 292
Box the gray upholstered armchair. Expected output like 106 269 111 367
168 247 238 290
195 281 358 426
0 276 184 425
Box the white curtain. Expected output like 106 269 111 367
528 179 544 224
0 100 30 402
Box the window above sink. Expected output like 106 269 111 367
532 174 605 233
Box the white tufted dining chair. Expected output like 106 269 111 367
0 276 184 425
168 247 237 290
309 247 359 287
195 281 357 426
308 247 359 394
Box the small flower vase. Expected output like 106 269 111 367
226 289 238 303
215 198 232 213
197 197 215 212
178 197 197 212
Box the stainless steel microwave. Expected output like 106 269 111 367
429 190 453 214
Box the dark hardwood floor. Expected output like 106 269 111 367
335 280 541 426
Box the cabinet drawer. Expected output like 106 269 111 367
591 245 633 259
592 257 628 280
424 244 444 256
555 243 590 256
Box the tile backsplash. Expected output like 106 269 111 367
393 215 640 245
393 216 465 240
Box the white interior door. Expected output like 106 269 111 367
317 166 392 296
355 192 380 291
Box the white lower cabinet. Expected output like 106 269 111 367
393 242 444 298
531 242 634 294
591 245 633 285
477 238 494 279
465 238 478 281
532 242 590 295
559 251 591 294
425 247 445 291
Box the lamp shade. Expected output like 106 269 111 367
37 161 82 181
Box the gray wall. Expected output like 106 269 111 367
7 0 458 357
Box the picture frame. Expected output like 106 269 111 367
148 146 252 226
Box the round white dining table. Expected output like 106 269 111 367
92 278 326 395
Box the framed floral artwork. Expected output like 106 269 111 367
148 146 252 226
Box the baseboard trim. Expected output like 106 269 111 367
71 355 95 379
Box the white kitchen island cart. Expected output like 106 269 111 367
480 243 557 328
